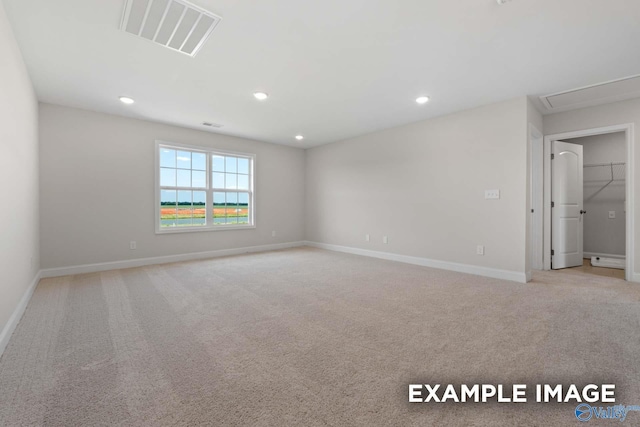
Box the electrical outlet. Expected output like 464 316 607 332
477 245 485 256
130 241 137 250
609 211 616 219
365 234 370 242
383 236 389 244
485 189 500 200
271 230 276 237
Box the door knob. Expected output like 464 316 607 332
580 210 587 214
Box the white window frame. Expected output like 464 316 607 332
155 140 256 234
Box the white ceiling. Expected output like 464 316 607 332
4 0 640 147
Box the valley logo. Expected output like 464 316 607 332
575 403 640 422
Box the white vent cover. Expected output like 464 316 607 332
540 75 640 112
202 122 222 128
121 0 221 57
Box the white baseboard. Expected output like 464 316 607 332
304 241 527 283
0 271 41 359
41 241 305 278
584 252 625 260
583 253 639 283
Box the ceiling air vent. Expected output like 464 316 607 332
540 75 640 112
121 0 222 57
202 122 222 128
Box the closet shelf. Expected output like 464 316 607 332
583 162 625 182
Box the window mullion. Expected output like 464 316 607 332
206 152 213 227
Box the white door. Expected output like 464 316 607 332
552 141 584 269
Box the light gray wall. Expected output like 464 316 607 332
570 133 626 256
39 104 305 269
305 97 529 277
544 98 639 277
0 3 39 342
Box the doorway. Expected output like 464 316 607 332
539 125 634 281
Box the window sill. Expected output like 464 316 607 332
156 225 256 234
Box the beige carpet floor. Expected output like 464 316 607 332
1 247 640 426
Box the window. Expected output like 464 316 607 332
156 141 254 232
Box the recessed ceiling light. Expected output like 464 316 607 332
295 135 304 141
253 92 269 100
416 96 430 104
119 96 135 104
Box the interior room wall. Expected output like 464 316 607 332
0 3 40 352
569 133 626 257
39 104 305 270
305 96 530 281
544 97 640 279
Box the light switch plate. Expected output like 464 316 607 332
609 211 616 219
485 189 500 200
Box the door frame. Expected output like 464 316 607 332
529 124 544 271
542 124 635 281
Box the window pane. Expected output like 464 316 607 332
212 155 225 172
192 170 206 188
193 191 206 226
192 152 206 170
213 192 225 205
226 192 238 223
177 190 191 205
225 156 237 173
237 174 249 190
193 191 206 205
177 169 191 187
177 190 192 226
178 210 193 225
238 192 249 224
160 190 177 227
177 151 191 169
213 192 225 224
212 172 224 188
226 192 238 205
160 168 176 187
238 158 249 175
225 173 237 189
160 149 176 168
176 208 192 226
161 189 177 204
